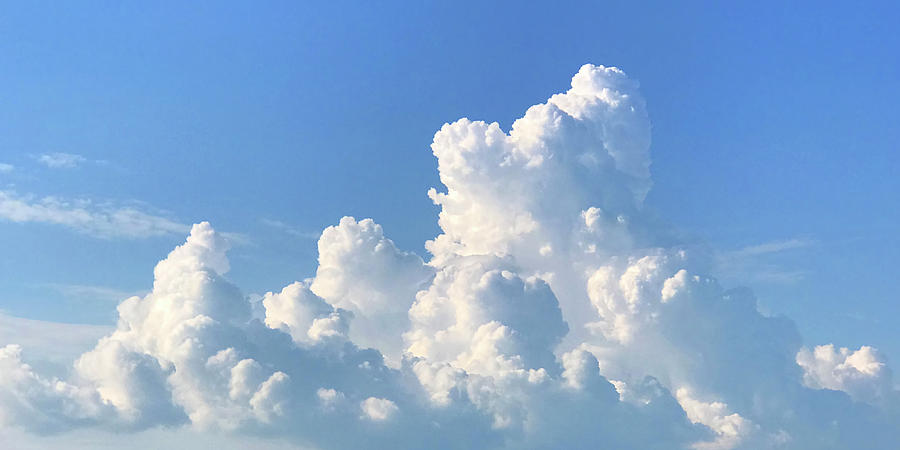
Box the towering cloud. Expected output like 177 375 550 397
0 64 896 449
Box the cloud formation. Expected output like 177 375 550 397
0 64 896 449
0 191 188 239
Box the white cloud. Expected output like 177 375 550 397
797 344 893 404
36 153 87 169
316 387 345 410
263 281 349 345
0 64 896 449
311 217 433 366
0 190 189 239
676 388 756 449
0 163 13 173
360 397 397 421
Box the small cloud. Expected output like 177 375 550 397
36 152 87 169
260 218 320 239
360 397 398 421
0 163 13 173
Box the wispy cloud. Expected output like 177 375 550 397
740 267 810 284
35 152 87 169
260 218 320 239
717 237 816 284
0 163 13 173
46 283 147 303
727 238 815 258
220 231 254 247
0 190 189 239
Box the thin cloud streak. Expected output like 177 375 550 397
260 218 321 239
45 283 148 303
716 237 816 284
728 238 816 258
0 190 189 239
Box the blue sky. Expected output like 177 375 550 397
3 0 896 357
0 2 898 448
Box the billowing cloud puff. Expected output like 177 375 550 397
74 223 289 429
797 344 893 404
311 217 434 366
263 281 350 345
1 64 897 449
0 344 110 432
406 255 567 377
360 397 397 421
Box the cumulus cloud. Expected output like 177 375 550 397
360 397 397 421
263 281 350 345
0 64 896 449
310 217 433 366
36 153 87 169
797 344 893 404
0 190 189 239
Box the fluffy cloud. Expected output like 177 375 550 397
797 345 893 404
0 345 107 431
263 280 350 345
310 217 433 366
0 64 896 449
360 397 397 421
406 255 566 378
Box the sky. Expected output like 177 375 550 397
0 2 898 449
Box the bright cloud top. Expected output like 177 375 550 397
0 65 896 449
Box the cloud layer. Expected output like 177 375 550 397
0 64 896 449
